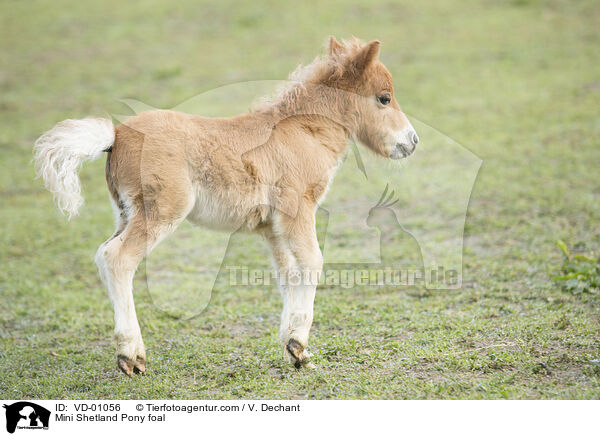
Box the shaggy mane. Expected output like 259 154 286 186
252 37 367 112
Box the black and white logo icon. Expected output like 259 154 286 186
3 402 50 434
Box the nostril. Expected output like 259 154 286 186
410 131 419 146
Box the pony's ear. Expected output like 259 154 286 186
328 36 344 56
352 40 380 73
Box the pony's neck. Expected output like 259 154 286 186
259 82 358 158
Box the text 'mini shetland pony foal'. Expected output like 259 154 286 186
34 37 419 376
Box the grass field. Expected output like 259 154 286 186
1 0 599 399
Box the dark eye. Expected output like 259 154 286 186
377 93 391 105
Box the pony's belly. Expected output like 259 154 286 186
186 186 270 232
186 206 240 231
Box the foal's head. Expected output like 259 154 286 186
320 37 419 159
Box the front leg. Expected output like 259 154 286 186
265 207 322 368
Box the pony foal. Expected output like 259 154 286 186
34 37 418 376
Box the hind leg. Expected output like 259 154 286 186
96 229 146 376
95 198 193 376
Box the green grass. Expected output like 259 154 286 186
1 0 600 399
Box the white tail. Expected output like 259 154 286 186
33 118 115 219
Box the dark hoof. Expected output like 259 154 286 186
117 355 146 377
286 339 309 369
